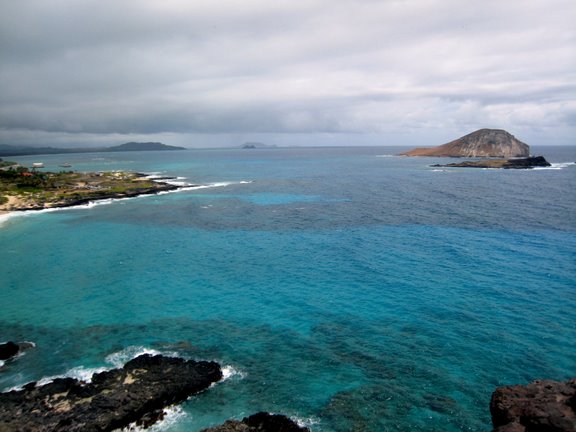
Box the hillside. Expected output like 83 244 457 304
106 142 185 151
0 142 186 157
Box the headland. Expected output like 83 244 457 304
0 165 191 215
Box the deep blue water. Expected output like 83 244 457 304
1 146 575 431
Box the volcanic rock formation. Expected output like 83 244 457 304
490 378 576 431
0 354 222 431
201 412 310 432
431 156 551 169
0 341 35 363
401 129 530 157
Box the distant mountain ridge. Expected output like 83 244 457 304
106 142 185 152
0 142 186 157
401 129 530 157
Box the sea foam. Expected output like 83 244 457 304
119 406 187 432
534 162 576 170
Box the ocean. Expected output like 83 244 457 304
1 146 575 431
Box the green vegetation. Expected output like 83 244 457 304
0 160 18 168
0 168 176 212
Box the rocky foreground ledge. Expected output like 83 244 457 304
0 354 222 431
201 412 310 432
490 378 576 431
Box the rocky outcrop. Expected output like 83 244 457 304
0 354 222 432
431 156 551 169
401 129 530 157
0 341 35 362
490 378 576 431
0 342 19 361
201 412 310 432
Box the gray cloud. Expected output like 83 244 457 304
1 0 575 147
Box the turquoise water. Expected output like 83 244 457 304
1 147 575 431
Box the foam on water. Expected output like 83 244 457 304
118 406 187 432
6 346 179 391
534 162 576 170
36 366 109 386
220 365 247 381
105 346 178 368
0 180 253 228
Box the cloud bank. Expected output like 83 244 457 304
1 0 575 147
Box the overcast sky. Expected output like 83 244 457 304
1 0 574 148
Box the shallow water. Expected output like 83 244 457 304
1 146 575 431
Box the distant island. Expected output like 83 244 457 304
400 129 530 158
241 142 277 149
0 142 186 157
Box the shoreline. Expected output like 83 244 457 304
0 171 199 225
0 184 194 225
1 169 186 211
0 178 253 227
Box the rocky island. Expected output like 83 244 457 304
0 166 190 213
401 129 530 158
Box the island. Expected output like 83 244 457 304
401 129 530 158
0 166 191 213
0 142 186 157
431 156 551 169
241 142 277 149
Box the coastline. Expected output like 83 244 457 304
0 172 191 214
0 171 198 226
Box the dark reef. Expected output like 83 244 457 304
432 156 551 169
0 354 222 431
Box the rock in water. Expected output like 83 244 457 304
490 378 576 431
201 412 310 432
0 342 20 360
0 354 222 431
401 129 530 157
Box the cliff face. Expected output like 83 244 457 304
401 129 530 157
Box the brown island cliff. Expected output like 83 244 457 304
401 128 552 169
400 129 530 158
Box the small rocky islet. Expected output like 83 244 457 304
400 129 531 158
401 128 553 169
